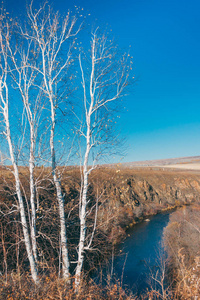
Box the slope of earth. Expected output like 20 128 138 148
1 166 200 274
61 166 200 245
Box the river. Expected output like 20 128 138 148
112 211 172 295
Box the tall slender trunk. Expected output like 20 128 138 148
75 123 90 287
75 50 94 287
40 45 70 279
29 125 37 263
50 103 70 280
75 170 88 286
4 104 38 284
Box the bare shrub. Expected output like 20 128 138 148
163 205 200 299
0 272 136 300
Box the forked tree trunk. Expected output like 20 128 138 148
25 4 80 280
4 103 38 284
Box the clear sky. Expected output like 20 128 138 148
4 0 200 162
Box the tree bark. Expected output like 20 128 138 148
75 121 90 287
4 102 38 284
50 104 70 280
29 124 37 263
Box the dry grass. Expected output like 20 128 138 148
1 166 200 299
0 273 136 300
163 205 200 299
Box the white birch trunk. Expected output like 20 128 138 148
4 32 39 265
0 20 39 284
3 95 38 284
50 103 70 280
75 44 95 288
75 167 88 286
25 5 81 280
75 119 91 287
29 124 37 263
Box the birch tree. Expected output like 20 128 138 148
23 2 81 280
5 29 45 265
75 29 132 287
0 14 39 284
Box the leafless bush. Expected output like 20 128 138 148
163 205 200 299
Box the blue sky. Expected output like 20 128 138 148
5 0 200 162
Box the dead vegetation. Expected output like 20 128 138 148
1 166 200 298
163 205 200 299
0 273 136 300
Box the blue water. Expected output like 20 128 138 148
112 212 171 294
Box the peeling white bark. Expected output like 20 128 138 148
75 124 90 286
29 125 37 262
0 24 39 284
7 47 39 265
25 2 81 279
50 104 70 279
8 128 38 284
0 86 38 284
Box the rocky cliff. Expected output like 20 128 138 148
79 167 200 244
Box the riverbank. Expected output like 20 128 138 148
162 204 200 299
91 166 200 246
